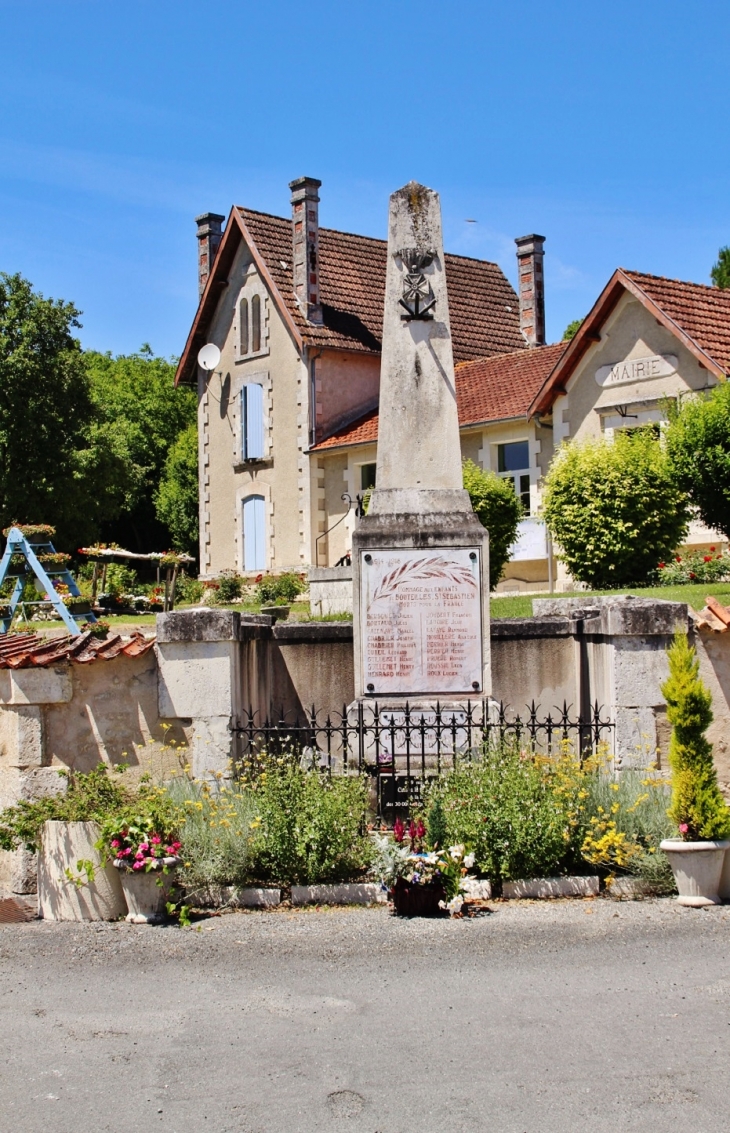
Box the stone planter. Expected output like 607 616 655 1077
660 839 730 906
391 877 446 917
39 821 127 922
113 858 181 923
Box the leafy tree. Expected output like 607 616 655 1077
661 631 730 841
462 459 523 588
0 273 100 547
665 382 730 539
155 423 199 555
85 347 196 551
711 246 730 289
542 430 689 588
562 318 583 341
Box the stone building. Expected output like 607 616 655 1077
177 181 730 590
175 176 532 577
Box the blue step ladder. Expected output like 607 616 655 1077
0 526 97 636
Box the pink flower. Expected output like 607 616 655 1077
110 839 120 848
393 818 405 843
134 851 145 861
679 823 689 834
151 835 162 844
132 861 144 871
138 843 149 853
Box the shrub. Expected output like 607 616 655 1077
165 777 257 892
542 430 689 588
245 755 372 884
175 570 204 605
665 382 730 541
0 765 130 852
661 631 730 841
215 570 243 603
462 459 523 589
655 547 730 586
580 762 675 891
101 563 139 597
423 741 584 883
256 572 306 606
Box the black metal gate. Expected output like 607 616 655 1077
232 699 614 821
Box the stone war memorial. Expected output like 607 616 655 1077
351 182 491 771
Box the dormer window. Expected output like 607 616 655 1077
235 274 269 361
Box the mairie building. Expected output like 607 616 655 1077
176 177 730 591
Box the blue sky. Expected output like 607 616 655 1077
1 1 728 357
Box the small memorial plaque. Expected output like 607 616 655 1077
360 548 483 695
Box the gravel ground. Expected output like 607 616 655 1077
1 897 730 1133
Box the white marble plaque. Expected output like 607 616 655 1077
360 549 482 695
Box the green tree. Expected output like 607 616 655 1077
661 631 730 841
0 273 100 547
562 318 583 340
85 347 196 551
665 382 730 539
155 423 199 555
462 459 523 589
542 430 689 588
711 246 730 289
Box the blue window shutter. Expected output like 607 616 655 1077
244 382 264 460
239 388 246 460
243 495 266 571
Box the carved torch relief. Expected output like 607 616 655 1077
361 549 483 696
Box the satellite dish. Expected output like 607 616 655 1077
197 343 221 372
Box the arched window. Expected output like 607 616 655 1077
242 495 266 571
251 294 261 353
239 298 249 355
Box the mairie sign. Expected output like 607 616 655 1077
595 353 677 388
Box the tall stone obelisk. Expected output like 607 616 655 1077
352 182 490 703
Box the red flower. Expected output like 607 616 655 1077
676 556 682 563
415 819 426 840
658 563 665 569
689 572 696 579
393 818 405 843
710 547 716 552
255 574 263 583
704 555 713 562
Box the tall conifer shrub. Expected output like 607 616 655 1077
661 631 730 841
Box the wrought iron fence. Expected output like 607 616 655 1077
232 699 614 821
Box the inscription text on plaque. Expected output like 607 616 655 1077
360 548 482 695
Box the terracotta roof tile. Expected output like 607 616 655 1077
312 343 566 451
623 270 730 374
237 208 525 362
0 631 156 668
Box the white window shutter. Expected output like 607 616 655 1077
243 495 266 571
243 382 265 460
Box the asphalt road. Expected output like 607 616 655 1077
1 898 729 1133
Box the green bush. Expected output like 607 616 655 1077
257 572 306 606
246 756 372 884
165 777 257 892
175 570 204 605
101 563 139 597
215 570 243 603
542 430 689 588
462 459 523 589
661 631 730 840
0 765 130 851
665 382 730 541
423 741 583 883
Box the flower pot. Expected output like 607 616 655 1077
660 840 730 906
113 858 181 923
39 821 127 922
719 845 730 902
391 877 446 917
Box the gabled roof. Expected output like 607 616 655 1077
530 268 730 416
176 207 525 385
311 343 566 452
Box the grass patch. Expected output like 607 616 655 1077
490 581 730 620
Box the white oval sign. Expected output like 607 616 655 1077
595 353 678 388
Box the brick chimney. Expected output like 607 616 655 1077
289 176 322 324
515 234 546 346
196 212 225 298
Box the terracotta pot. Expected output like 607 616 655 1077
113 858 181 924
391 878 446 917
660 840 730 907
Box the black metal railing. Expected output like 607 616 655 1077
232 699 614 820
